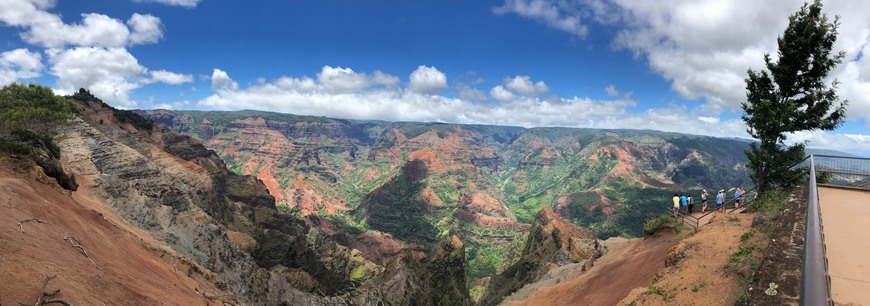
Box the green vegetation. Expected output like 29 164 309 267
691 281 707 292
740 230 755 242
643 284 676 302
643 214 680 236
0 83 78 131
0 84 79 190
742 0 846 193
359 160 440 245
726 245 759 283
744 189 788 232
142 108 757 287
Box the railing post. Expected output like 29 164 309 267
801 155 832 305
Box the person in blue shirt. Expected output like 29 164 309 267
679 194 687 213
716 189 725 213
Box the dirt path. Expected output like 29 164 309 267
501 232 681 306
620 212 752 305
502 210 754 306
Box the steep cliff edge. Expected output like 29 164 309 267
53 96 382 304
477 207 604 305
0 160 232 305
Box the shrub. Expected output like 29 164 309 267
643 214 678 236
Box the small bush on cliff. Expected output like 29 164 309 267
643 214 679 236
0 83 79 190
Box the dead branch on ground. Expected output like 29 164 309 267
63 233 97 267
18 274 73 306
17 219 47 236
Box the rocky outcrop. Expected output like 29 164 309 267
353 235 473 306
477 207 604 306
60 101 385 305
58 117 335 305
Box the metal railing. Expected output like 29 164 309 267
671 187 760 231
812 154 870 191
801 156 834 306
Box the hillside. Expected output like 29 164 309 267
142 109 753 280
1 87 511 305
0 86 763 305
0 160 229 305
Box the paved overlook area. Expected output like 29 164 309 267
819 186 870 305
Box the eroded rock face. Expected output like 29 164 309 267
59 117 334 305
353 235 473 306
478 207 604 306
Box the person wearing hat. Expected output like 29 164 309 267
701 189 708 213
716 189 725 212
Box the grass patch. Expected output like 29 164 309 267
643 213 692 236
745 189 787 232
643 284 676 302
726 245 759 283
691 280 707 292
740 230 754 242
726 215 740 223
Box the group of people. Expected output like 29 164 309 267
672 187 747 215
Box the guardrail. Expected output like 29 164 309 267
812 154 870 191
801 156 834 306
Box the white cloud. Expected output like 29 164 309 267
604 84 619 97
48 47 191 107
409 65 447 94
132 0 201 8
504 75 549 96
697 116 720 124
318 66 372 94
48 47 145 107
0 48 43 85
496 0 870 127
195 66 870 154
788 131 870 156
211 68 238 91
127 13 163 45
149 70 193 85
493 0 588 38
0 0 57 28
457 84 488 102
0 0 164 48
489 85 517 103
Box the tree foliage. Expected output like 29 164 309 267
0 83 79 132
0 83 79 191
741 0 847 193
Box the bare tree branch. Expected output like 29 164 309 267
21 274 74 306
63 233 97 267
17 219 47 236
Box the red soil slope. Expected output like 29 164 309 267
502 232 680 306
0 162 229 305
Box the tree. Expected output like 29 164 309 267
741 0 847 193
0 83 79 132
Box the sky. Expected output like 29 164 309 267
1 0 869 156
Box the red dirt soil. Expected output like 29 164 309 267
502 232 681 306
0 162 228 305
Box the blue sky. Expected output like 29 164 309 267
1 0 869 155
